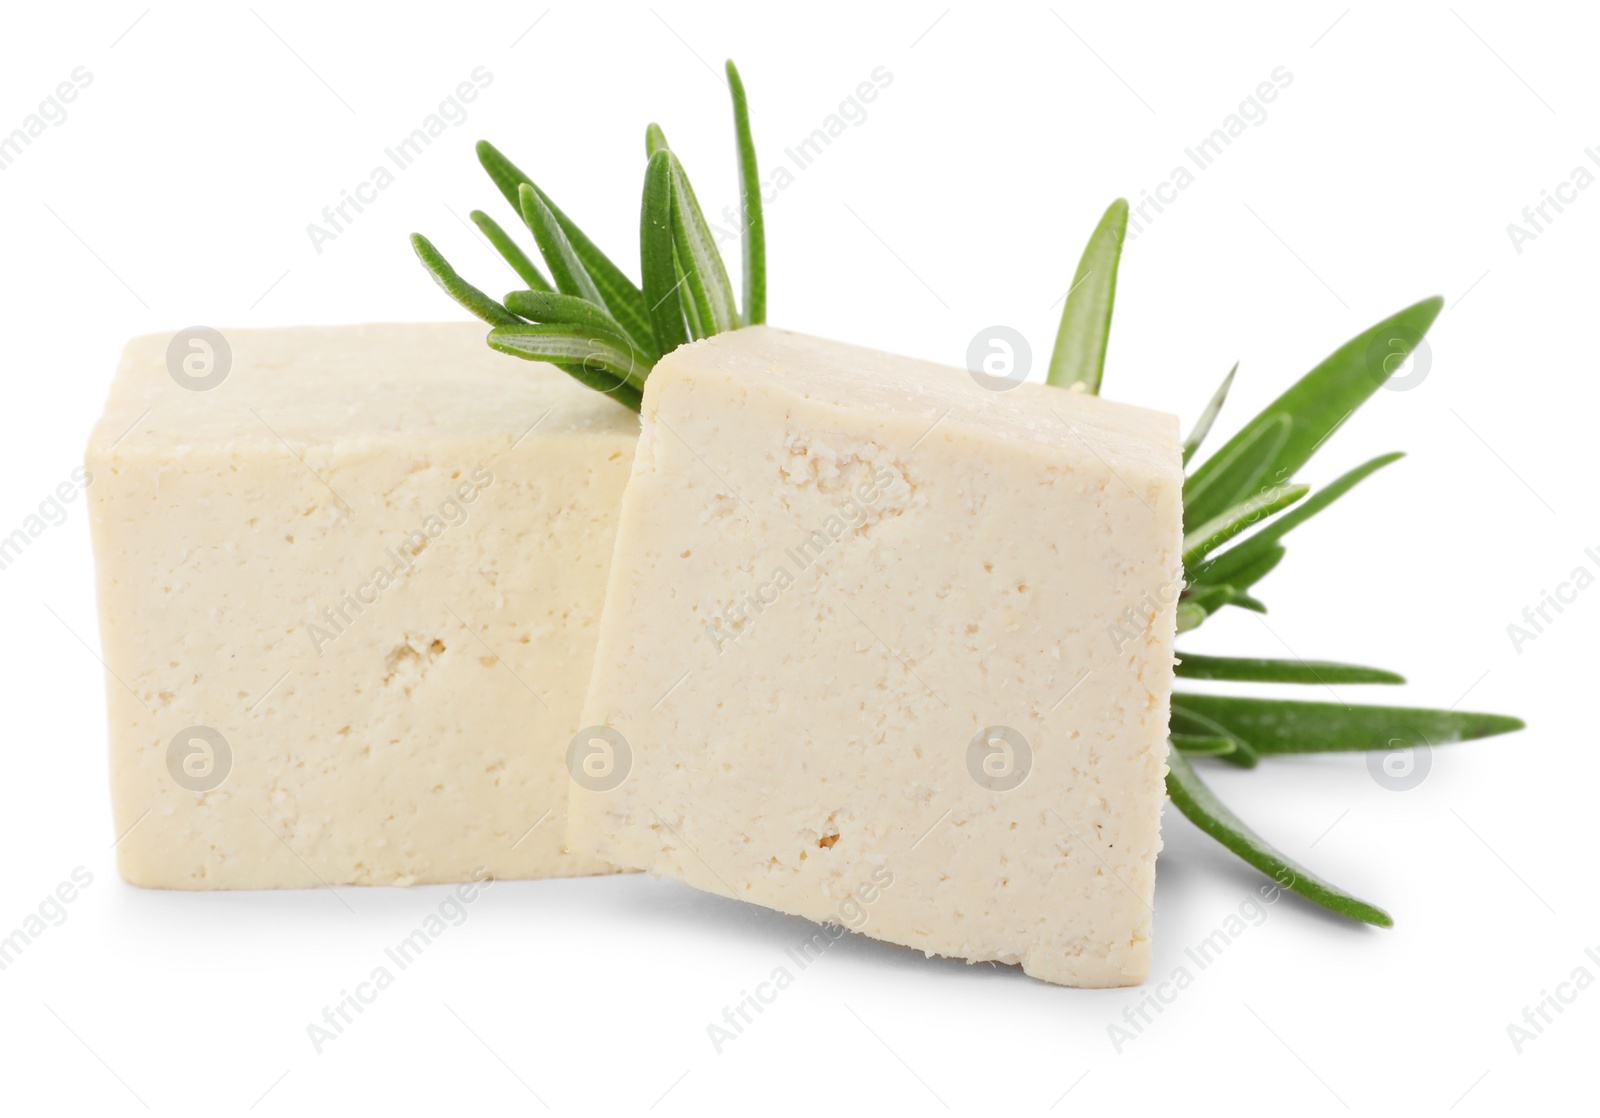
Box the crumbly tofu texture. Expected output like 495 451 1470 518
571 326 1182 988
87 322 637 888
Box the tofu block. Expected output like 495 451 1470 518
570 326 1182 987
87 322 637 888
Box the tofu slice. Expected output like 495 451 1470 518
87 322 637 888
570 326 1182 987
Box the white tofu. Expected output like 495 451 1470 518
570 326 1182 987
87 322 637 888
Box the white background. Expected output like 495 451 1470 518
0 1 1593 1114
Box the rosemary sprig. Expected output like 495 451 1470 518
663 142 739 338
1182 364 1236 465
470 210 551 292
1173 654 1405 685
412 62 764 410
1166 749 1394 927
412 232 519 328
726 60 766 325
1049 203 1525 926
1046 198 1128 393
640 151 688 354
1182 482 1308 573
1170 694 1523 755
411 62 1524 929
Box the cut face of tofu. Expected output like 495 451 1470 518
571 326 1182 987
87 322 637 888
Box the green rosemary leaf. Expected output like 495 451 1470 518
675 241 705 340
470 210 552 294
1176 601 1207 634
1193 452 1404 589
1186 413 1293 527
1176 654 1404 685
1166 749 1393 927
1183 363 1237 465
1230 593 1267 614
477 138 536 210
1047 198 1129 394
1182 584 1236 615
488 323 648 383
1178 582 1271 632
1171 734 1236 756
476 140 656 349
1194 543 1286 598
726 59 766 326
645 122 669 157
487 324 646 409
518 184 609 308
1171 701 1258 768
640 150 689 355
504 289 638 344
410 233 521 327
1182 483 1308 571
1170 693 1526 754
666 150 739 338
502 316 652 382
1183 296 1443 530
